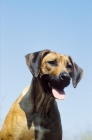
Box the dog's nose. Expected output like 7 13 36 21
60 72 70 81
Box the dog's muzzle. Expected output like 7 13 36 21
59 72 71 87
40 71 71 100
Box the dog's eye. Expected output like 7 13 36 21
67 64 72 69
47 60 57 66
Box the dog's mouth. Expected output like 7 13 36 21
48 82 65 100
40 75 69 100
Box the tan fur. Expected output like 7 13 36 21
1 86 35 140
41 53 71 76
1 51 83 140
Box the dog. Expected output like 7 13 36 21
1 49 83 140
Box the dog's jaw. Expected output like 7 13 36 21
39 74 69 100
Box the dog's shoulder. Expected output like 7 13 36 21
22 85 30 95
15 85 30 103
21 85 30 96
8 85 30 114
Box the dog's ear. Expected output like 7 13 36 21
69 56 83 88
25 49 51 77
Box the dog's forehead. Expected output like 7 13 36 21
42 52 69 62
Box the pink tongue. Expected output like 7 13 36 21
52 87 65 100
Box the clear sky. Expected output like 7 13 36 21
1 0 92 139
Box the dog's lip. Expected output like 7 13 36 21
48 82 66 100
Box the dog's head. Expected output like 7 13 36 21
25 50 83 100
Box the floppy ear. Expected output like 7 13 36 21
25 49 51 77
69 56 83 88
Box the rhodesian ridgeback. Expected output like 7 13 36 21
1 50 83 140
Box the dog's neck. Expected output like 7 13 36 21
30 77 55 117
19 77 55 129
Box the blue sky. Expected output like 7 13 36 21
1 0 92 138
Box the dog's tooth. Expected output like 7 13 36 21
48 82 52 88
48 82 50 87
61 78 63 80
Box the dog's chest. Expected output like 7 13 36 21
32 124 50 140
30 113 61 140
31 115 50 140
